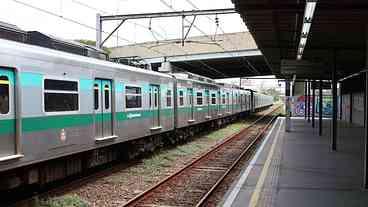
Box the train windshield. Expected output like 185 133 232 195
0 76 9 114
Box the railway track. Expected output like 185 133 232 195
122 107 281 207
9 107 280 207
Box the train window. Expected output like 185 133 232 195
166 90 172 107
104 85 110 109
222 94 226 104
179 90 184 106
45 79 78 91
196 92 203 105
125 86 142 109
94 84 99 110
211 93 216 105
44 79 79 112
0 76 9 114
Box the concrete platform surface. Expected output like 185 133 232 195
220 117 368 207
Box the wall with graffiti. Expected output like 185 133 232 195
291 95 332 117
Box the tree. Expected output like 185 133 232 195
74 39 111 54
262 87 282 102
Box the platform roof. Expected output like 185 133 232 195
109 32 272 78
232 0 368 79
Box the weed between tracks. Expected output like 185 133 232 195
37 112 270 207
36 195 88 207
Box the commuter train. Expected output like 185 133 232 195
0 38 273 189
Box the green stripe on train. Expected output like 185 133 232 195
0 109 175 134
0 105 246 135
0 119 15 134
22 114 93 132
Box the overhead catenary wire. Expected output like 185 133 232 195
159 0 219 44
71 0 167 40
184 0 240 51
10 0 168 56
70 0 226 77
11 0 229 77
184 0 261 75
159 0 233 77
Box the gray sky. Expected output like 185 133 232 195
2 0 247 47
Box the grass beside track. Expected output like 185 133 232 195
36 107 279 207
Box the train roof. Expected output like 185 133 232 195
0 38 172 79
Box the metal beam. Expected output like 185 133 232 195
364 71 368 188
96 13 102 48
100 8 236 21
285 80 291 132
100 19 125 47
339 83 343 120
312 80 315 128
182 15 197 46
319 79 323 136
350 92 353 123
307 81 311 123
141 49 262 64
305 81 307 120
332 66 338 151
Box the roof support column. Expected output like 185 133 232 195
307 81 311 123
339 83 343 120
305 81 307 120
350 92 353 124
364 72 368 188
96 13 102 49
331 65 338 151
363 24 368 189
312 80 315 128
285 80 291 132
319 79 323 136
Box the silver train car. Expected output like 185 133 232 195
0 38 273 188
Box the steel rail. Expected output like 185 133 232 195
195 112 279 206
11 105 279 207
122 105 281 207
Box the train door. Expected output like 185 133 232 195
226 92 230 113
94 79 113 138
149 85 160 128
217 91 221 115
187 88 194 121
0 68 16 158
205 89 210 117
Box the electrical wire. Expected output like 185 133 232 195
71 0 167 40
12 0 229 76
10 0 168 56
70 0 223 76
182 0 262 77
159 0 230 77
159 0 215 42
184 0 239 51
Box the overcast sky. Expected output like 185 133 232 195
1 0 247 47
1 0 281 89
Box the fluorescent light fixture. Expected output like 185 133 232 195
300 37 307 46
302 23 311 35
305 1 317 21
297 1 317 60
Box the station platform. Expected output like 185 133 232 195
221 117 368 207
